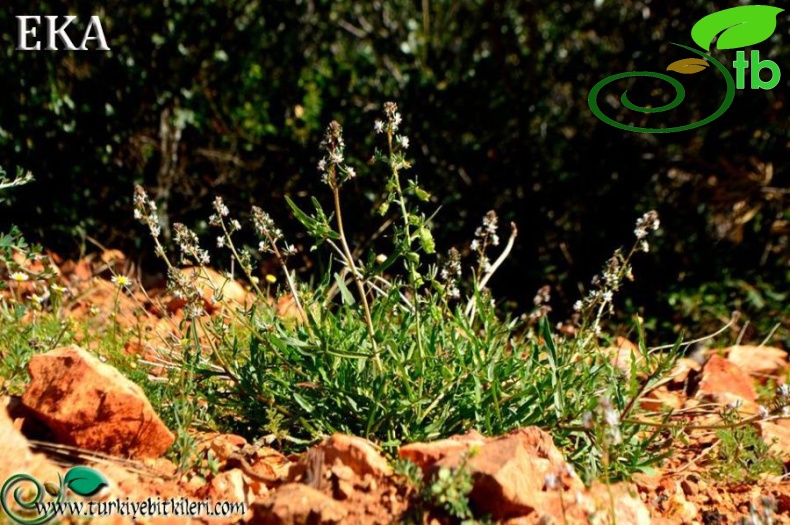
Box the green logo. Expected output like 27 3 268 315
1 467 108 524
588 5 784 133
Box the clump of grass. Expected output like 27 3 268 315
130 102 673 481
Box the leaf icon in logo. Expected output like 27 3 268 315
63 466 109 497
691 5 784 52
667 58 710 74
43 482 61 497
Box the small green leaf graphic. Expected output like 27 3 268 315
63 466 108 497
43 482 60 497
691 5 784 51
666 57 710 74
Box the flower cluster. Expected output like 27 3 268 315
317 121 356 186
173 223 210 266
582 396 622 445
440 248 462 300
471 210 500 274
634 210 660 252
573 211 660 334
167 266 206 318
133 185 162 240
208 196 241 248
375 101 403 135
527 285 552 322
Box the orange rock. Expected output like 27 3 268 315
434 427 582 520
252 483 348 524
167 267 248 314
640 385 684 412
0 397 62 494
669 357 702 385
208 469 253 505
695 355 757 404
398 430 488 472
726 345 788 378
315 434 392 478
21 345 174 459
758 421 790 462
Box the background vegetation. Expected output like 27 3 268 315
0 0 787 346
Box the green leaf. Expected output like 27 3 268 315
63 466 108 497
691 5 784 52
286 196 320 231
334 272 356 305
292 391 315 412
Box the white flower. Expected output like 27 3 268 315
602 291 613 303
231 219 241 231
111 275 131 288
345 166 356 179
317 158 327 172
217 237 225 248
329 150 344 165
573 300 583 312
10 272 29 282
374 120 385 134
396 135 410 149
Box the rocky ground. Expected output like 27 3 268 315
2 250 790 524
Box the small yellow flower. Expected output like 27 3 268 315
10 272 29 282
111 275 131 288
265 274 277 284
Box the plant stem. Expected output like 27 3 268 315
388 131 425 365
330 176 380 370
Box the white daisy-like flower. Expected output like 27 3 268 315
10 272 29 282
111 275 131 288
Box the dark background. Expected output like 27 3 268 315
0 0 787 346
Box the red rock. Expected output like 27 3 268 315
758 422 790 462
208 469 253 506
0 398 62 493
695 355 757 404
21 345 174 459
434 427 582 520
398 430 488 472
317 434 392 478
252 483 348 524
167 267 248 314
587 482 652 525
726 345 788 377
669 357 702 384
